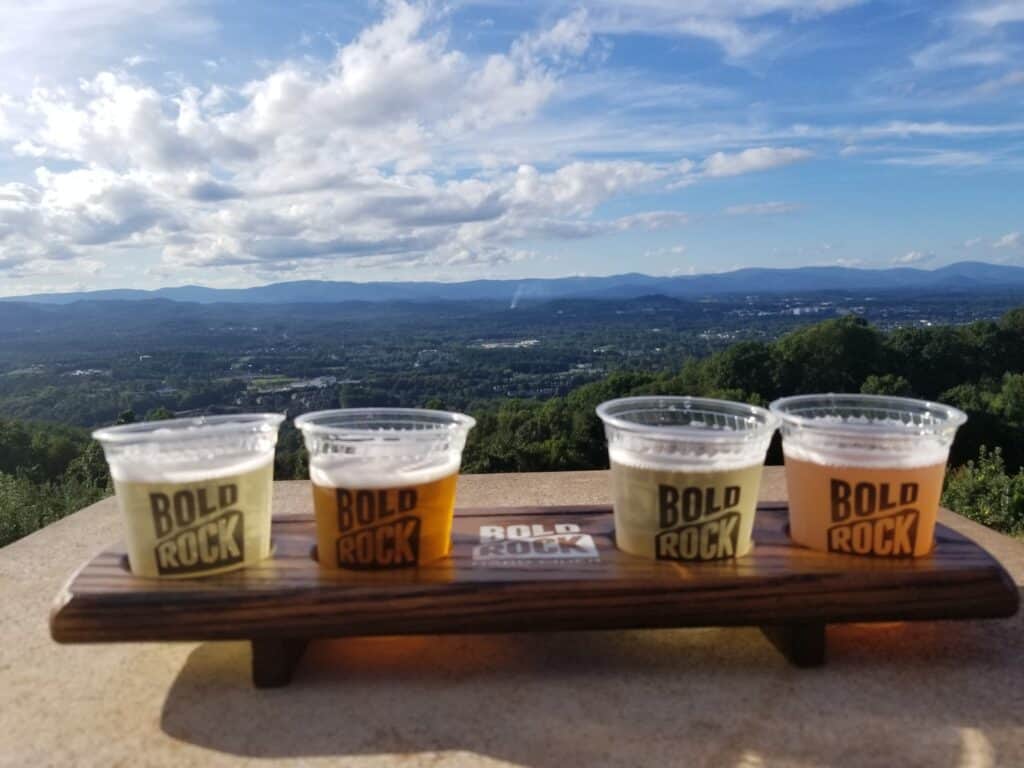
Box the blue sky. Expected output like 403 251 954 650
0 0 1022 294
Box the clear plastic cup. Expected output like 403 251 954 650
295 408 476 570
596 396 779 562
770 394 967 557
93 413 284 578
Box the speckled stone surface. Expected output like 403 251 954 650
1 469 1022 768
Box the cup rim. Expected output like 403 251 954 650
768 393 967 437
595 395 779 442
92 413 285 445
294 407 477 437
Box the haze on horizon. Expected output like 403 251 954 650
0 0 1022 296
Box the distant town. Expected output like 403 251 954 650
0 289 1018 428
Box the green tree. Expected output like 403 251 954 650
64 441 112 489
701 341 779 401
943 447 1024 536
0 471 107 548
994 373 1024 425
776 316 885 394
860 374 913 397
886 326 974 399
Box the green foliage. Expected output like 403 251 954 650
942 447 1024 536
860 374 913 397
0 417 94 482
0 471 108 548
273 424 309 481
775 316 885 395
0 417 111 547
144 406 174 421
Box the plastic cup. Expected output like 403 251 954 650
770 394 967 557
93 413 284 578
596 396 779 562
295 408 476 570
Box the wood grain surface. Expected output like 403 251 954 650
50 503 1019 644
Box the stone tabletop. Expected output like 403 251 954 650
1 468 1022 768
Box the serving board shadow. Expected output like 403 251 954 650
51 503 1019 687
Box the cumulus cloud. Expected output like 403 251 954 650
893 250 935 265
994 231 1022 249
0 1 855 284
0 3 604 276
725 201 801 215
702 147 812 177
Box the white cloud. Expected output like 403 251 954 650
857 120 1024 138
6 0 992 288
881 150 991 167
583 0 866 59
702 147 812 177
911 37 1011 71
0 0 215 95
0 2 743 278
994 232 1022 249
973 69 1024 95
893 250 935 265
725 201 801 215
613 211 689 230
965 236 985 247
645 244 688 259
512 8 591 63
964 2 1024 27
0 3 613 274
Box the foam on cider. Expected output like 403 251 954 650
782 441 949 469
309 455 460 489
779 413 951 468
108 450 274 483
608 445 765 473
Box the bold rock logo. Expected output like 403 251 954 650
334 488 421 568
826 479 920 556
655 484 743 561
473 522 599 565
150 484 245 576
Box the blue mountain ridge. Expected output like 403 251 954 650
3 261 1023 305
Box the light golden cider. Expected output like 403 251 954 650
312 471 459 569
784 454 947 557
112 458 274 578
610 459 764 561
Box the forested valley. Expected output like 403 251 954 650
3 307 1023 547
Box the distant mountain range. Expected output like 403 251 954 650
4 261 1024 305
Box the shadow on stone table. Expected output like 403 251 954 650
161 604 1024 767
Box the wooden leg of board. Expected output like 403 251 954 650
251 638 309 688
760 623 826 668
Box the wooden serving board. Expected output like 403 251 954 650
51 503 1019 687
